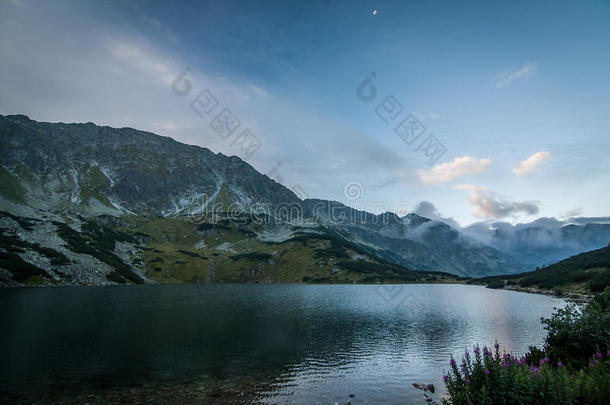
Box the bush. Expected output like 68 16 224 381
590 272 610 292
442 288 610 404
541 289 610 368
443 343 610 404
0 251 49 282
229 252 273 262
486 279 505 289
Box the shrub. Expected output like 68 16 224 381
541 289 610 368
442 288 610 404
178 249 207 259
0 251 49 282
486 279 505 289
229 252 273 262
442 343 610 405
590 272 610 292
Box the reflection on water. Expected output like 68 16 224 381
0 284 565 403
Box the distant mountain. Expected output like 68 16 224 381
0 114 604 285
472 245 610 294
304 199 521 277
463 218 610 267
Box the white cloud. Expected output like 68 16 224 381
454 184 539 219
413 201 461 228
559 207 584 219
418 156 492 184
512 151 551 175
496 62 537 88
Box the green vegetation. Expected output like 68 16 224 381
178 249 207 259
470 245 610 294
35 246 70 265
337 261 415 281
0 211 37 231
107 215 459 285
229 252 273 261
0 251 49 282
442 288 610 404
541 289 610 368
0 228 69 266
0 210 460 286
313 237 350 259
0 166 26 203
54 220 143 284
197 222 230 231
77 164 114 208
485 279 505 289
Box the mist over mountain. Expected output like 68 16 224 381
413 200 610 268
462 218 610 266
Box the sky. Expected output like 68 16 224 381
1 0 609 226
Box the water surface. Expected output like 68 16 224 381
0 284 565 404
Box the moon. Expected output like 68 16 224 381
372 9 378 16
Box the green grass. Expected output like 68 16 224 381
229 252 273 261
178 249 208 259
77 164 114 208
0 166 26 203
112 216 459 285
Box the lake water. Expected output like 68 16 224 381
0 284 565 404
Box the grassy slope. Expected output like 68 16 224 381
115 215 461 284
0 166 26 203
470 245 610 294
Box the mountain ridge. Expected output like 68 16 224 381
1 114 608 285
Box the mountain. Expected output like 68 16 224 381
471 245 610 294
303 199 521 277
463 218 610 267
0 114 467 286
0 114 573 285
0 114 300 217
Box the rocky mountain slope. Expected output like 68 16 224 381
0 114 300 217
303 199 520 277
1 114 602 286
0 209 464 286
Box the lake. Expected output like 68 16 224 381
0 284 565 404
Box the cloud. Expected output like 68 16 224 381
454 184 539 219
418 156 492 184
0 1 420 211
512 151 551 175
496 62 537 88
412 201 461 228
559 207 584 219
6 0 26 8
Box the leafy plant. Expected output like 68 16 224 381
442 287 610 404
542 289 610 368
443 343 610 404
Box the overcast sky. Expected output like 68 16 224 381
1 0 609 226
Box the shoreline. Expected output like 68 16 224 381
500 284 592 301
0 278 596 301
